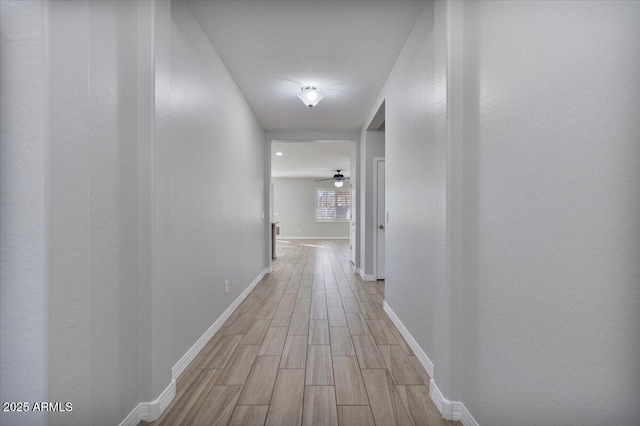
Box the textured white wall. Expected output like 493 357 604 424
148 0 174 400
272 178 350 238
366 0 640 425
45 1 143 424
0 2 48 425
453 1 640 424
157 0 267 394
2 1 267 424
373 0 449 386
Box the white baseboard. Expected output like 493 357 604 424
429 380 478 426
148 379 176 421
171 267 270 380
358 269 376 282
118 380 175 426
277 236 350 240
454 399 479 426
383 301 434 378
119 402 146 426
119 267 270 425
429 379 451 418
383 301 478 426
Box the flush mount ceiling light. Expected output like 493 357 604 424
275 152 283 156
297 86 325 108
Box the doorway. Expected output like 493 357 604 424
268 139 356 266
373 157 385 280
350 169 357 264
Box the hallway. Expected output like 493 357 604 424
2 1 639 425
150 240 457 425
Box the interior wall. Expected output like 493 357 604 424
43 1 143 424
365 0 640 425
0 2 49 425
358 131 385 277
150 0 267 396
1 1 268 425
453 1 640 424
363 0 448 384
272 178 350 239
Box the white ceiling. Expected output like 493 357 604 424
271 141 353 178
187 0 425 131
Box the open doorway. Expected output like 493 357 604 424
364 101 386 281
373 157 385 280
269 140 356 262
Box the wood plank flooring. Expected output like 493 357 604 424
147 239 459 426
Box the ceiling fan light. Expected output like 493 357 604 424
297 86 325 108
334 181 344 188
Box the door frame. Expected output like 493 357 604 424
372 157 385 280
350 167 357 264
267 137 358 268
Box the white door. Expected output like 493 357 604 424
350 177 357 264
376 160 385 279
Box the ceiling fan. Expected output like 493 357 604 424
316 170 350 187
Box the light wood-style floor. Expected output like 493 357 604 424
147 239 459 426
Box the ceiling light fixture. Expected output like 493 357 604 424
275 152 283 156
316 170 349 187
297 86 325 108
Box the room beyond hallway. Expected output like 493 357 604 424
147 239 458 425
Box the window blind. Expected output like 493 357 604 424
316 188 351 221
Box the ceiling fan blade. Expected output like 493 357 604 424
315 178 333 181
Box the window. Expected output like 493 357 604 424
316 188 351 222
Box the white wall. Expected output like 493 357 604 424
452 1 640 424
152 1 267 397
0 1 268 424
363 0 450 392
0 2 48 425
44 2 143 424
366 0 640 425
272 178 350 239
358 131 385 277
